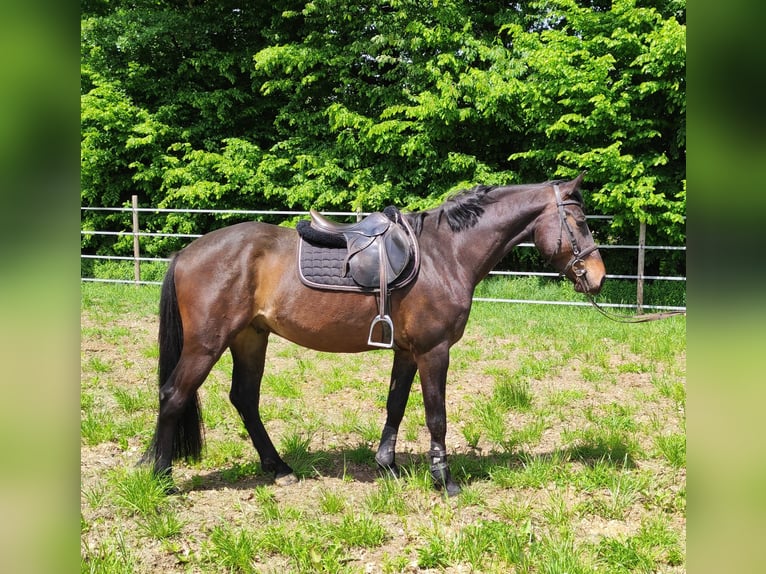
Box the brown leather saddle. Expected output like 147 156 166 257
296 206 420 348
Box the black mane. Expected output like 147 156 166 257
406 184 499 235
438 185 497 232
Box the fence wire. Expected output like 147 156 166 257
81 204 686 312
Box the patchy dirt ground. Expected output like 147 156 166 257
81 307 686 573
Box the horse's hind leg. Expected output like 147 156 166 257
375 350 418 477
229 326 297 486
150 348 222 482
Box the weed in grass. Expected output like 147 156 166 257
572 457 619 491
205 523 257 573
363 476 407 514
86 356 113 374
137 510 184 540
462 419 482 448
462 520 528 571
490 451 569 489
567 430 639 466
331 513 388 548
81 282 684 573
635 515 684 567
255 523 346 572
595 515 684 571
219 461 260 484
112 387 150 414
345 444 375 466
495 496 533 526
81 532 136 574
537 534 591 574
547 389 586 408
470 397 507 447
654 433 686 468
580 366 603 383
651 373 686 408
252 485 282 520
493 377 533 412
507 418 546 449
417 533 450 569
541 490 572 532
381 553 411 574
82 483 108 510
263 371 302 398
353 418 381 444
596 536 654 573
402 462 436 495
81 410 118 446
204 437 247 468
280 431 328 478
319 488 346 514
587 470 647 520
109 467 171 517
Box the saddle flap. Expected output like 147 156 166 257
346 240 382 288
383 225 409 277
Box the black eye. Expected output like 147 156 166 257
570 213 586 226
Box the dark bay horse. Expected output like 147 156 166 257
144 173 605 496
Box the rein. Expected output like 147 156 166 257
552 184 685 324
585 294 686 323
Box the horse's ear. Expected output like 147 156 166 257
562 171 586 199
572 171 586 190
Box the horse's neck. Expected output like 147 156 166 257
424 186 548 288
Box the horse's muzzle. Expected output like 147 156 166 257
568 250 606 295
575 272 605 294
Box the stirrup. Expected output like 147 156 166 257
368 314 394 348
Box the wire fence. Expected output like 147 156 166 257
81 199 686 312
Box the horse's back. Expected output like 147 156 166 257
170 222 297 337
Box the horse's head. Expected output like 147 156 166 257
534 174 606 294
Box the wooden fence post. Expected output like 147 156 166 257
636 220 646 314
132 195 140 285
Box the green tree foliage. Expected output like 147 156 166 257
82 0 685 269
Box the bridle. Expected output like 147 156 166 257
553 184 600 282
552 184 685 323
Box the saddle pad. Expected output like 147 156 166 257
298 239 373 292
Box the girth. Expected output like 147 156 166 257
296 206 420 348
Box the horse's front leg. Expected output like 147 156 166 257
416 342 461 496
375 350 418 477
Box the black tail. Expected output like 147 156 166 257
146 257 204 466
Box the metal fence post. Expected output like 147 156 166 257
636 220 646 314
132 195 140 285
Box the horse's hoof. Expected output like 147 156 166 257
434 480 461 497
444 482 462 497
274 472 298 487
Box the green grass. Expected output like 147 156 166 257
81 280 685 573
